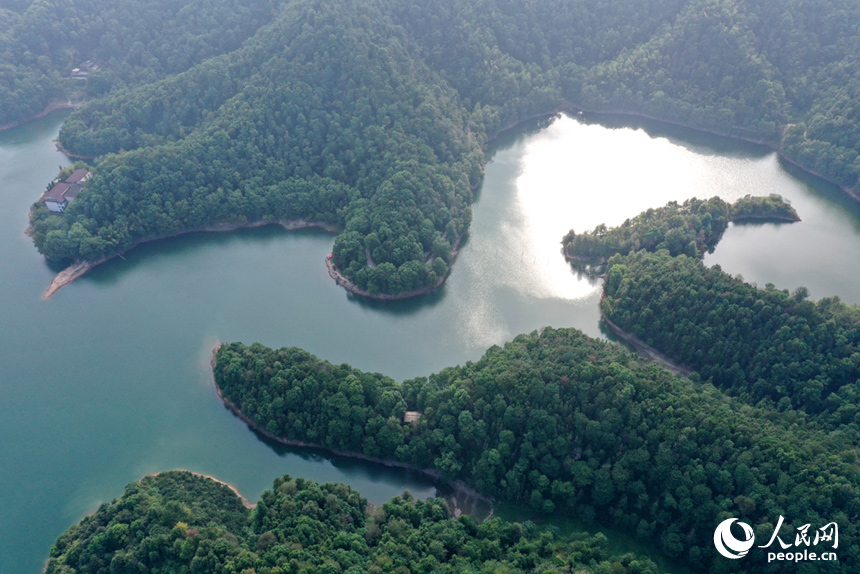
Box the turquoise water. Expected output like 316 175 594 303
2 111 858 573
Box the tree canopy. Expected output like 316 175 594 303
214 330 860 572
731 194 800 222
562 195 798 265
11 0 860 296
602 249 860 435
46 470 663 574
563 197 733 262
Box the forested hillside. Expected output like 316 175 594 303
562 196 859 437
30 0 482 297
0 0 276 126
46 471 662 574
13 0 860 296
213 332 860 572
601 250 860 435
562 199 859 436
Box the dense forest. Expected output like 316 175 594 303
213 332 859 572
29 0 483 296
0 0 276 126
601 250 860 435
46 470 663 574
563 197 733 261
12 0 860 570
11 0 860 296
565 199 858 436
561 195 797 263
730 194 800 222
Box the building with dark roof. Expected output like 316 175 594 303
41 170 91 212
64 169 92 185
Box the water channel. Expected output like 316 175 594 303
2 111 858 573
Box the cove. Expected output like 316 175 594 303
3 111 860 574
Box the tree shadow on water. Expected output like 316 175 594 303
76 225 332 290
576 110 772 159
237 414 493 519
344 285 449 316
247 422 439 488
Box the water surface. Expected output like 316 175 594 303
2 111 858 574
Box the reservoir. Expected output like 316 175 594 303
2 111 859 574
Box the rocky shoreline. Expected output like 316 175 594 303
208 344 493 516
325 245 458 302
53 138 94 160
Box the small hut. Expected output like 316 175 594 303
403 411 422 424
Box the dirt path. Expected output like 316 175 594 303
602 314 693 377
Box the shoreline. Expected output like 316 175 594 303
554 101 859 201
42 219 339 299
601 313 693 378
487 104 571 142
54 138 94 160
36 99 854 301
559 101 773 146
563 250 608 265
731 213 801 224
145 469 255 509
492 101 858 202
208 344 493 511
0 101 79 133
325 239 459 301
777 148 860 203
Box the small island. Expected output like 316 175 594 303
730 193 801 222
562 194 799 265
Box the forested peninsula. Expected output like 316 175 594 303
564 198 860 437
562 195 797 263
602 251 860 435
211 331 860 572
9 0 860 297
46 470 663 574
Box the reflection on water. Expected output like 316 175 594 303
436 485 494 522
82 225 335 290
345 282 449 315
250 426 437 490
4 111 860 574
576 112 772 159
239 410 495 522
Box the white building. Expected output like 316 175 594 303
41 170 91 212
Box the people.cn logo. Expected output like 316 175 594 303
714 518 756 559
